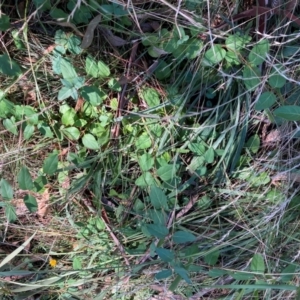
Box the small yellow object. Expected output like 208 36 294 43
49 258 57 268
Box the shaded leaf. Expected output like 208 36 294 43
43 153 58 175
274 105 300 121
149 185 168 210
145 224 168 239
24 194 38 213
173 231 197 244
18 167 34 190
255 92 276 110
156 247 174 262
0 179 13 200
155 269 173 280
251 253 265 273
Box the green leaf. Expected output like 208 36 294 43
139 87 160 107
98 61 110 77
33 0 51 11
173 231 197 244
188 143 206 155
73 256 82 270
204 148 214 163
0 54 22 77
81 86 107 106
226 34 248 51
155 60 171 80
61 127 80 140
204 45 226 65
0 179 14 200
145 224 168 239
43 153 58 175
135 132 152 150
204 250 220 266
243 66 260 91
155 269 173 280
0 15 10 31
255 92 276 110
5 204 17 222
174 267 192 284
280 264 296 283
269 68 286 88
251 253 265 273
245 134 260 154
18 167 34 190
135 172 156 187
3 118 18 135
23 194 38 213
61 108 76 126
231 272 254 280
12 29 25 50
23 124 35 140
58 86 74 101
108 78 121 92
157 164 177 181
156 247 174 262
149 185 168 210
86 56 99 78
249 39 269 65
82 133 99 150
50 7 68 20
274 105 300 121
138 153 154 171
60 58 77 79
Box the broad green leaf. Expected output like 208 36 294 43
251 253 265 273
173 231 197 244
38 123 53 138
135 132 151 150
5 204 17 222
226 34 249 51
98 60 110 77
280 264 296 283
139 87 160 107
0 15 10 31
174 267 192 284
269 69 286 88
73 256 82 270
187 156 205 172
135 172 156 187
145 224 169 239
157 164 177 181
34 175 47 192
82 133 100 150
204 148 214 163
23 194 38 213
0 179 14 200
156 247 174 262
243 66 260 91
245 134 260 154
155 60 171 80
23 124 35 140
80 86 107 106
155 269 173 280
149 185 168 210
108 78 121 92
50 7 68 20
249 39 269 65
60 58 77 79
147 209 168 225
0 54 22 77
43 153 58 175
249 172 270 186
204 45 226 65
18 167 34 190
61 108 76 126
138 153 154 171
33 0 51 11
188 143 206 155
61 127 80 140
274 105 300 121
204 250 220 266
58 86 74 101
3 118 18 135
209 268 228 278
231 272 254 280
86 55 99 78
66 35 82 55
255 92 276 110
